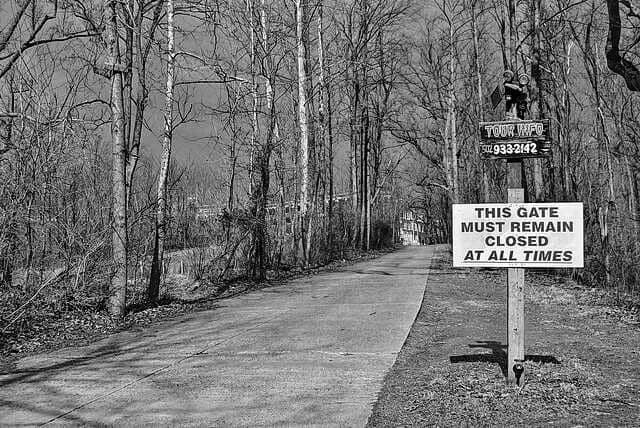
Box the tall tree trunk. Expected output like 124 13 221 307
148 0 175 303
498 0 510 70
360 92 369 250
122 0 134 157
470 0 489 202
359 0 370 250
250 0 275 279
127 0 163 202
304 13 316 266
296 0 310 266
105 0 127 319
371 29 388 247
327 83 334 249
530 0 545 201
346 15 360 247
584 11 615 288
248 0 257 197
317 0 333 253
361 103 370 250
448 11 459 204
350 73 360 247
225 86 239 214
508 0 517 71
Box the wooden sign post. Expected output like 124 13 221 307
506 160 525 385
451 70 580 386
503 70 528 385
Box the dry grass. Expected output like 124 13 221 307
368 254 640 427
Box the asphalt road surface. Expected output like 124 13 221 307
0 245 439 427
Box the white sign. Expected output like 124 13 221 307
452 203 583 268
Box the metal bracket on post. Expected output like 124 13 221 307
513 359 525 386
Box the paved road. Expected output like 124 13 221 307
0 246 439 427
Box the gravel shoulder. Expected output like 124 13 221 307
368 249 640 427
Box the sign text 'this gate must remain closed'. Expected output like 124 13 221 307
452 203 584 268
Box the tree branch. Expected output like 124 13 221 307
0 0 59 80
606 0 640 91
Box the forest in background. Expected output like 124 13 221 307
0 0 639 335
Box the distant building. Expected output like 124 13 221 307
399 210 428 245
195 205 218 221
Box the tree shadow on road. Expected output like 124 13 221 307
0 310 261 425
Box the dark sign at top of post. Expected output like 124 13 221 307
479 119 550 141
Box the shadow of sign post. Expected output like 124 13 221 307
449 341 560 379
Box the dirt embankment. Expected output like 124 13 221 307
368 252 640 427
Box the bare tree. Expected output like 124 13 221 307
104 0 128 318
296 0 311 265
148 0 176 303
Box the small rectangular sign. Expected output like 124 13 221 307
479 119 550 141
479 140 551 159
452 202 583 268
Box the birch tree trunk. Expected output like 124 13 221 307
296 0 309 266
148 0 175 303
447 7 459 204
105 0 128 318
317 0 332 252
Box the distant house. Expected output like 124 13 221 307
399 210 428 245
195 205 218 221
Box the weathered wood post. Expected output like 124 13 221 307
507 162 525 385
505 69 527 385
